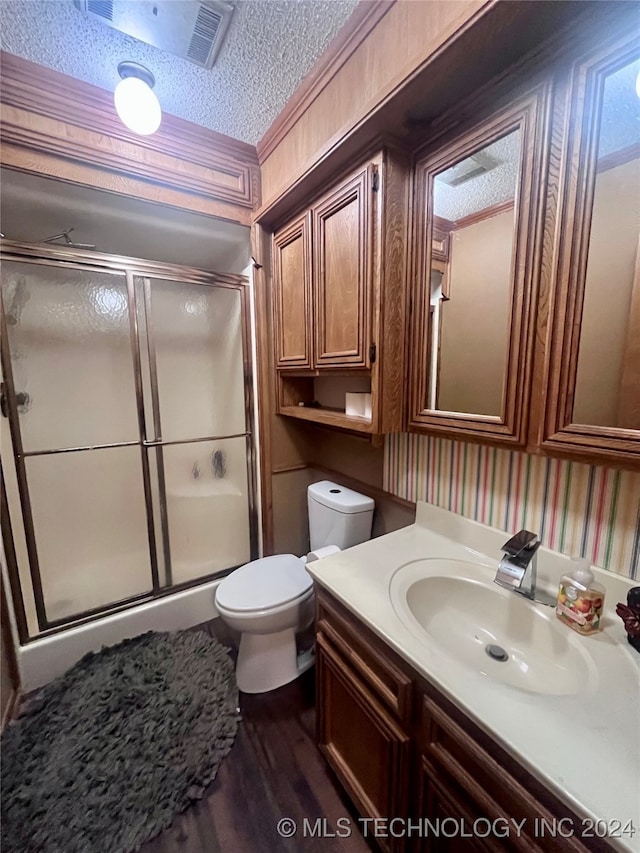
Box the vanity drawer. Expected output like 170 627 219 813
421 696 603 853
316 587 413 724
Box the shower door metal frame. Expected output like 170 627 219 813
0 239 259 642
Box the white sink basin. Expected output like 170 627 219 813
390 558 598 696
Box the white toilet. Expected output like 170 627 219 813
214 480 374 693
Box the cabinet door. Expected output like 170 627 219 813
316 633 410 853
537 35 640 462
313 164 374 368
408 87 548 445
272 211 313 370
418 758 497 853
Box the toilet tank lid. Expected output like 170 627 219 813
308 480 375 514
215 554 311 612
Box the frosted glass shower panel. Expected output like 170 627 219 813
149 281 246 441
1 263 139 452
164 437 251 584
25 446 153 622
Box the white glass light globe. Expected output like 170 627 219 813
114 76 161 136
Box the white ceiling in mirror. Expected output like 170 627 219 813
433 131 520 222
0 0 359 144
598 57 640 157
0 168 250 273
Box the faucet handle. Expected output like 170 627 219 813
501 529 540 558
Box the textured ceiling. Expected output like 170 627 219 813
0 0 359 145
433 132 521 222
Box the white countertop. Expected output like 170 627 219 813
305 502 640 852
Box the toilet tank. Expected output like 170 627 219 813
307 481 374 551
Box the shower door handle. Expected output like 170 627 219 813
1 382 29 417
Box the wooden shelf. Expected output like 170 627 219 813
278 405 373 433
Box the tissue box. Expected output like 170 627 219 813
345 392 372 420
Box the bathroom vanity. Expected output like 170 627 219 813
307 505 640 853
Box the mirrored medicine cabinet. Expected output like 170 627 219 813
408 87 549 445
540 35 640 463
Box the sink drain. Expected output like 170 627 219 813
485 644 509 662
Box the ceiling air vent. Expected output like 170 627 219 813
187 4 223 66
437 152 497 187
86 0 113 21
72 0 234 69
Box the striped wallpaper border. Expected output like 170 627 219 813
384 434 640 579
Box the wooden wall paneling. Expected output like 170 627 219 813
272 211 313 369
0 52 260 224
1 144 254 225
255 1 621 219
271 467 318 556
257 0 392 164
376 146 410 434
251 222 275 554
537 34 640 464
258 0 490 204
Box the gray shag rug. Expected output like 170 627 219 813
1 629 239 853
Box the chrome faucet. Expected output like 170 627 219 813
494 530 556 606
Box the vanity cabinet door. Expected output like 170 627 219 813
536 34 640 463
417 758 498 853
421 696 591 853
316 632 410 853
272 211 313 370
313 163 374 368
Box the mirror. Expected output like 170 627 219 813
572 54 640 430
409 91 545 444
427 128 521 417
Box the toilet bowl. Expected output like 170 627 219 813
215 480 375 694
215 554 315 693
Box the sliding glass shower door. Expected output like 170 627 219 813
137 276 252 588
1 251 256 638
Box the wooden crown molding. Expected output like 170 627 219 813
0 52 257 164
596 141 640 174
0 52 261 213
433 199 515 236
255 0 392 165
451 198 515 231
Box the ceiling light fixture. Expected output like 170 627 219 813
114 62 161 136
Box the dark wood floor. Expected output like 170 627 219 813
139 620 374 853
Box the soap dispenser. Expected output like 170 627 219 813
556 557 605 635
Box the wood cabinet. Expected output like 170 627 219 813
316 590 412 853
404 17 640 466
314 166 372 368
534 32 640 465
273 211 313 370
315 587 609 853
407 87 549 447
272 150 408 435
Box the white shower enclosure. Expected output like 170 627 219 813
0 243 258 641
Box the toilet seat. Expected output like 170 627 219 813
215 554 312 613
